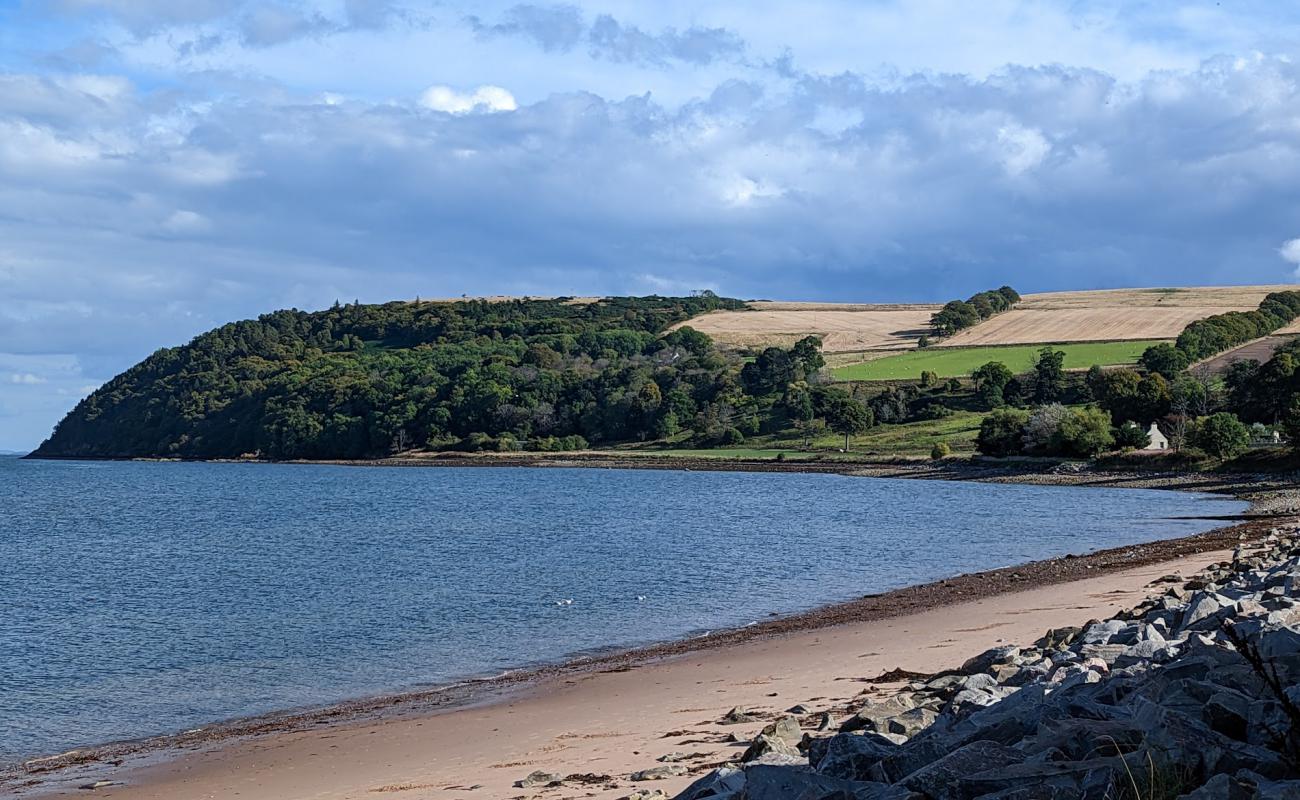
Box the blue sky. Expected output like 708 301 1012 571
2 1 1300 450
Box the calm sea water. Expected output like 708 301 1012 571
0 456 1246 763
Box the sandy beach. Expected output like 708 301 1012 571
14 544 1256 800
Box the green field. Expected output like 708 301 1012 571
831 340 1166 382
628 410 987 460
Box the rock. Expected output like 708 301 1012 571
78 781 123 791
758 715 802 744
813 732 900 780
632 764 688 781
898 740 1026 799
786 704 810 714
1037 626 1082 649
840 694 915 733
1182 591 1226 629
620 791 669 800
740 733 800 763
514 770 562 788
719 706 759 725
886 707 939 738
743 765 903 800
947 688 1000 714
961 645 1020 675
672 766 745 800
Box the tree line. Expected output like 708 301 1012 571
929 286 1021 337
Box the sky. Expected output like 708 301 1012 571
3 1 1300 450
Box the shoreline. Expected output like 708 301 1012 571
10 543 1277 799
5 473 1293 795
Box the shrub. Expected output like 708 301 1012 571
720 427 745 446
1190 412 1250 459
1113 421 1151 450
930 442 952 460
1058 406 1115 457
976 408 1030 457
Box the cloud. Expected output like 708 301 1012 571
9 373 46 385
419 85 517 114
468 5 745 66
1282 239 1300 273
468 4 586 53
237 5 333 47
6 5 1300 448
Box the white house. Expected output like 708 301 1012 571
1142 422 1169 451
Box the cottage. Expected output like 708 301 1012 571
1142 422 1169 451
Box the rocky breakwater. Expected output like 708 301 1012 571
671 527 1300 799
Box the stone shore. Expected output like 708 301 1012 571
657 525 1300 799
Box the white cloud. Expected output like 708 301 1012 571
9 373 47 385
1281 238 1300 270
997 124 1051 176
419 85 518 114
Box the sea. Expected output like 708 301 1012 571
0 456 1248 763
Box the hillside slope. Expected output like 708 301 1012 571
685 285 1296 353
32 296 746 460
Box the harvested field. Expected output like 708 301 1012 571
1197 334 1299 374
938 307 1239 346
678 304 938 352
1014 285 1296 308
678 286 1300 353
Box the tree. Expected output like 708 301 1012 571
1282 397 1300 450
1033 348 1066 403
1021 403 1069 454
817 388 874 451
976 408 1029 457
1114 421 1151 450
1191 412 1250 460
1057 406 1114 457
789 336 826 379
1140 343 1190 378
972 361 1013 409
919 370 939 388
784 382 816 447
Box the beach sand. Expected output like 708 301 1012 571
22 548 1238 800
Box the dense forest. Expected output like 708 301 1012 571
34 295 790 460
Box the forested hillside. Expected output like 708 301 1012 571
33 295 777 460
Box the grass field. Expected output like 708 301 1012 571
832 340 1165 381
630 410 986 459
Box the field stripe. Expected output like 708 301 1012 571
832 340 1167 381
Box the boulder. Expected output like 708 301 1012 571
632 765 688 781
759 716 802 745
740 733 800 763
743 765 907 800
672 766 745 800
813 732 900 781
886 707 939 738
961 645 1021 675
514 770 562 788
898 740 1026 799
720 706 760 725
841 695 916 733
